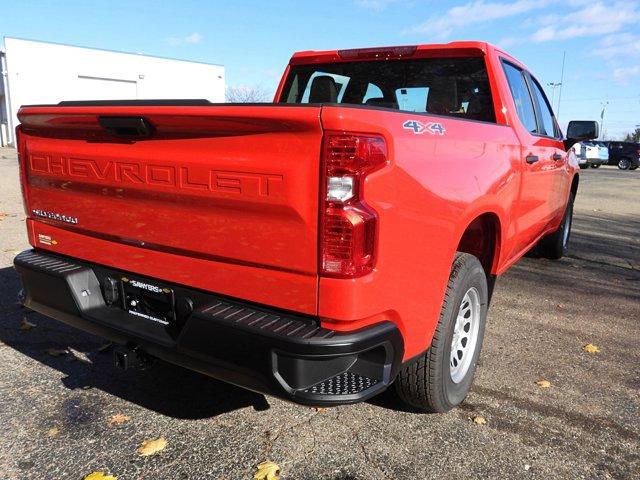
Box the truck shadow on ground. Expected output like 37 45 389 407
0 266 270 419
521 211 639 297
0 209 638 419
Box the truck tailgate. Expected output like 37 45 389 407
17 105 322 314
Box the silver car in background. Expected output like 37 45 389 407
573 141 609 169
586 141 609 169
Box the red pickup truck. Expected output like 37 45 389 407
14 42 597 412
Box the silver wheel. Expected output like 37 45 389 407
450 287 481 383
618 158 630 170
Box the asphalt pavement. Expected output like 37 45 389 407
0 147 638 479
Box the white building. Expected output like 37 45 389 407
0 37 225 146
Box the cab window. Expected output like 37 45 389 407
502 62 537 133
529 77 559 138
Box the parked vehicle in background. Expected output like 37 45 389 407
573 141 608 169
586 141 609 168
606 141 640 170
571 142 589 169
13 41 599 413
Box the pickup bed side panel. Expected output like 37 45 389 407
318 106 521 360
19 105 323 314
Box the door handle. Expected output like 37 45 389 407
525 155 539 164
552 153 563 161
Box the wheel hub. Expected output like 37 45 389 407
450 287 481 383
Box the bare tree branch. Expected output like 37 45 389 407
225 85 271 103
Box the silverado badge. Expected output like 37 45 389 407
32 209 78 224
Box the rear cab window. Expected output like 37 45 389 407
279 57 496 123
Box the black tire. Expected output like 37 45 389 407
630 165 638 171
590 164 600 169
618 158 631 170
395 253 488 412
579 164 588 169
537 193 574 260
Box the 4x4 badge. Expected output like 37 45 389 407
403 120 446 136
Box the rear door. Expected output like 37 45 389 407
525 73 568 216
501 61 561 251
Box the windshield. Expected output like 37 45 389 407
279 57 496 123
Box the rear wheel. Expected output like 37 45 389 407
630 165 638 171
618 158 631 170
590 164 600 169
537 193 574 260
395 253 488 412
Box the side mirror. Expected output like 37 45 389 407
565 121 599 150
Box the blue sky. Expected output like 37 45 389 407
2 0 639 138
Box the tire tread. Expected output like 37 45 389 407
396 252 476 412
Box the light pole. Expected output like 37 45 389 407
557 51 566 119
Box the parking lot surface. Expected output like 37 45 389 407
0 147 638 479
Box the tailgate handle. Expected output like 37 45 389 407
98 116 155 138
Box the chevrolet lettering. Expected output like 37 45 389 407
29 154 284 198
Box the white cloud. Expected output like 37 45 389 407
409 0 550 40
595 33 640 60
166 32 203 46
184 32 203 44
529 1 640 42
612 65 640 84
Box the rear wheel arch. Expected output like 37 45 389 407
456 212 502 278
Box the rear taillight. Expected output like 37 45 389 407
320 133 387 278
15 126 30 215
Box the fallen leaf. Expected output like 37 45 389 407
137 437 167 456
47 427 59 437
253 461 281 480
314 407 328 413
45 348 69 357
20 316 37 331
472 415 487 425
583 343 600 354
109 413 131 426
84 472 117 480
536 379 551 388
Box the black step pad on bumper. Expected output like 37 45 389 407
14 250 404 406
